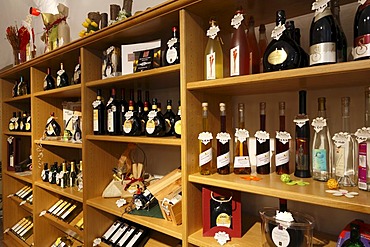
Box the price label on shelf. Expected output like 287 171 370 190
39 210 46 217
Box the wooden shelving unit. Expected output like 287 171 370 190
2 0 369 246
9 196 33 214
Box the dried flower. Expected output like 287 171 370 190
6 25 20 50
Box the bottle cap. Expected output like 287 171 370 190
219 103 226 111
202 102 208 107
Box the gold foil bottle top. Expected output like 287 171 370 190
260 102 266 115
279 101 285 116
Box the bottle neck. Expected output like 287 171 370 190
318 110 326 118
342 114 350 132
220 111 226 132
259 31 267 41
260 114 266 131
279 115 285 131
238 109 245 129
202 109 208 131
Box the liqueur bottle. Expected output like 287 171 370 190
129 89 137 111
119 88 128 134
263 10 301 72
294 90 311 178
331 0 347 62
145 91 152 110
45 112 61 137
69 161 77 187
217 103 231 174
230 8 250 76
247 16 261 74
163 99 176 136
25 112 31 132
276 102 290 175
164 26 180 66
174 101 181 138
106 88 120 135
14 112 21 131
56 63 69 88
49 162 58 184
17 76 28 96
137 89 144 115
20 111 28 131
73 117 82 142
204 18 224 80
12 80 18 97
198 102 213 175
140 101 150 135
145 98 166 137
312 97 332 181
43 67 55 90
234 103 251 174
41 163 49 182
341 223 365 247
60 162 68 188
71 56 81 84
333 97 356 186
123 100 142 136
210 193 232 228
255 102 270 174
353 0 370 60
92 89 105 135
8 112 16 131
309 0 337 66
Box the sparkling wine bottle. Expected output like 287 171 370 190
123 100 142 136
56 63 69 88
164 26 180 66
217 103 231 174
247 16 261 74
204 18 224 80
92 89 105 135
276 102 290 175
312 97 332 181
199 102 213 175
106 88 120 135
44 67 55 90
163 99 176 136
294 90 311 178
331 0 347 62
256 102 270 174
353 0 370 60
234 103 251 174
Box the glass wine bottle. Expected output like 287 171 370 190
258 24 268 72
123 100 142 136
145 91 152 110
137 89 144 115
353 0 370 60
312 97 332 181
286 21 309 68
106 88 120 135
60 162 67 188
205 18 223 80
294 90 311 178
14 112 21 131
199 102 213 175
45 112 61 137
217 103 231 175
256 102 270 174
56 63 69 88
76 161 83 191
140 101 150 135
120 88 128 134
247 16 261 74
71 56 81 84
19 111 27 131
44 67 55 90
69 161 77 187
234 103 251 174
341 223 365 247
92 89 105 135
163 99 176 136
331 0 347 62
8 112 16 131
174 101 181 138
276 102 290 175
17 76 28 96
333 97 356 186
309 0 337 66
129 89 136 112
164 26 180 66
145 98 166 137
41 163 49 182
230 7 250 76
25 112 31 132
49 162 57 184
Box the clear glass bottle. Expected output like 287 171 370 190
333 97 356 186
199 102 213 175
234 103 251 174
276 102 290 175
204 18 224 80
312 97 332 181
217 103 231 174
247 16 261 74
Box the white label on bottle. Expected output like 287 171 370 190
256 151 270 167
147 110 157 120
126 229 144 247
353 43 370 60
217 152 230 168
106 97 113 107
234 156 250 168
41 170 46 180
124 120 133 133
272 226 290 247
255 130 270 144
271 24 286 40
231 13 244 29
276 150 290 167
206 52 216 80
93 109 99 131
276 131 291 144
199 148 212 167
102 221 121 240
235 128 249 143
312 117 327 133
57 69 65 76
124 111 133 119
7 136 14 144
355 127 370 143
312 0 330 14
207 25 220 39
166 47 178 64
198 132 213 145
107 110 114 132
359 0 367 5
26 116 30 122
230 45 240 76
294 118 309 128
10 155 14 167
43 75 48 89
216 132 231 145
309 42 336 65
92 100 101 108
335 146 345 177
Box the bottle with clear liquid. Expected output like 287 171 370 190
198 102 213 175
247 16 261 74
217 103 231 174
312 97 332 181
256 102 270 174
234 103 251 174
333 97 356 186
205 18 223 80
276 102 290 175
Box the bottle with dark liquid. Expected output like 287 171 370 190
286 21 309 67
309 0 337 66
19 111 27 131
331 0 347 62
14 112 21 131
256 102 270 174
25 112 31 132
199 102 213 175
92 89 105 135
174 101 181 138
216 103 231 175
263 10 301 72
44 67 55 90
12 80 18 97
230 8 250 76
41 163 49 182
140 101 150 135
49 162 57 184
210 193 232 228
247 16 261 74
45 112 61 137
8 112 16 131
341 223 365 247
163 99 176 136
353 0 370 60
60 162 68 188
137 90 144 115
276 102 290 175
71 56 81 84
145 98 166 137
234 103 251 174
119 88 128 134
164 26 180 66
294 90 311 178
56 63 69 88
129 89 136 111
204 18 224 80
258 24 268 72
144 91 152 110
69 162 77 187
123 100 142 136
106 88 120 135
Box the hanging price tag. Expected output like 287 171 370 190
276 131 291 144
92 100 101 108
312 117 327 133
294 118 309 128
355 127 370 143
214 231 230 246
332 132 351 147
207 25 220 39
235 128 249 143
198 132 213 145
312 0 330 15
255 130 270 144
216 132 231 145
359 0 367 5
231 13 244 29
271 24 286 40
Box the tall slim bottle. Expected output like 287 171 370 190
247 16 261 74
92 89 105 135
216 103 231 174
120 88 128 134
333 97 356 186
256 102 270 174
294 90 311 178
312 97 332 181
234 103 251 174
331 0 347 62
205 18 223 80
198 102 213 175
106 88 120 135
258 24 268 72
276 102 290 175
230 8 250 76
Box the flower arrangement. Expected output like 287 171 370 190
5 25 20 51
79 12 101 37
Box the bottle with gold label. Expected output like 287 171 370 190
123 100 142 136
210 193 232 228
199 102 213 175
163 99 176 136
174 101 181 138
263 10 301 72
145 98 166 137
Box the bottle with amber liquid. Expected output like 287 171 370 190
353 0 370 60
230 8 250 76
234 103 251 174
247 16 261 74
205 18 223 80
294 90 311 178
256 102 270 174
276 102 290 175
198 102 213 175
217 103 231 174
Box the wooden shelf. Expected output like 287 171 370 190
189 172 370 214
5 231 33 247
187 60 370 95
43 213 83 241
34 139 82 149
33 84 81 98
86 197 182 240
9 196 33 214
35 181 83 203
86 134 181 146
5 171 33 184
3 94 31 103
3 131 32 136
